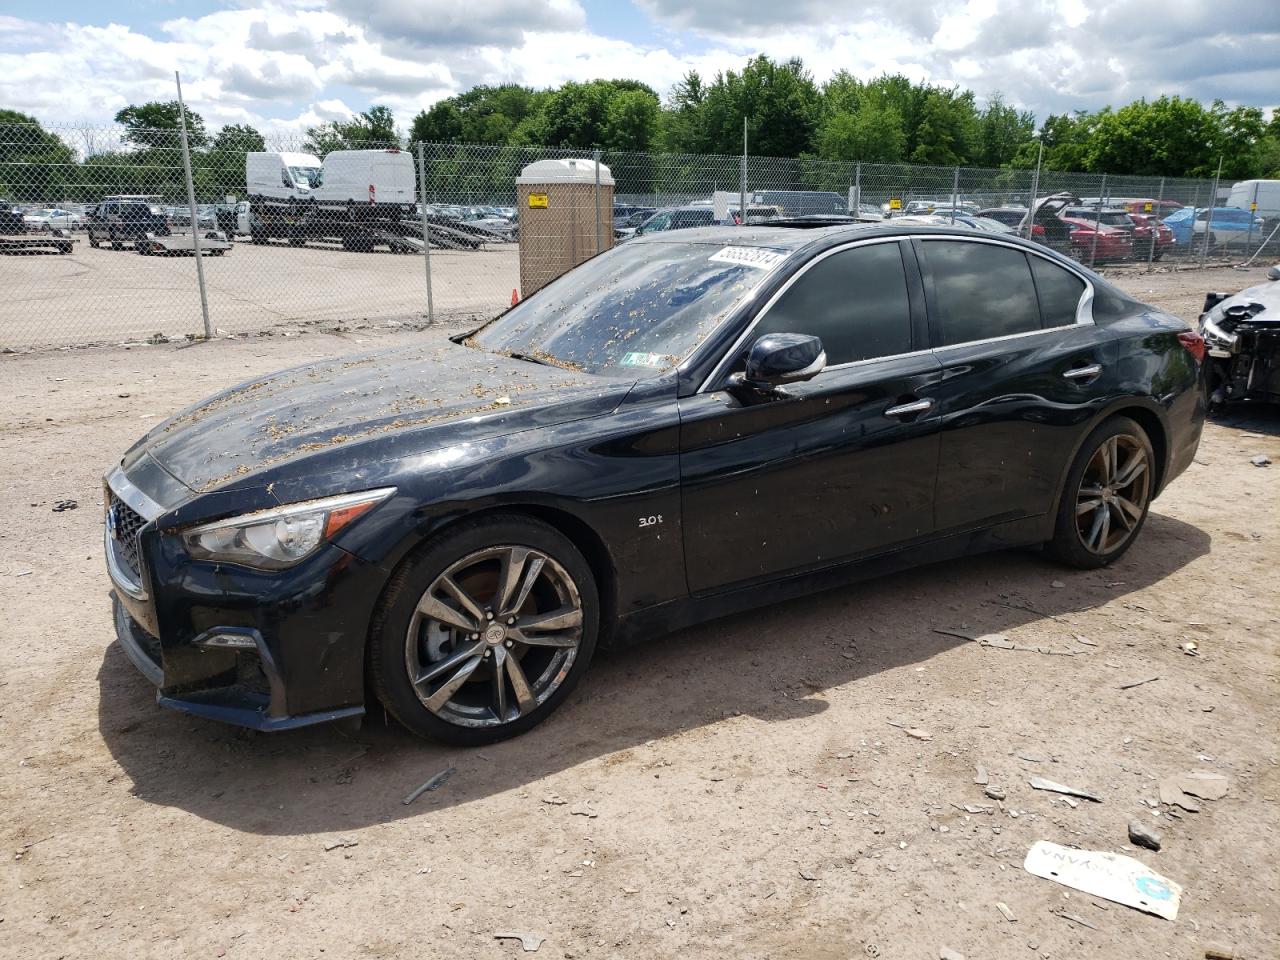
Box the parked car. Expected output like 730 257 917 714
1126 213 1176 260
1114 198 1184 219
1199 274 1280 408
104 221 1206 744
0 198 25 234
1060 217 1135 262
629 205 718 237
23 207 84 231
977 207 1029 228
86 198 170 249
1162 207 1265 248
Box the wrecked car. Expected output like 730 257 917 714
1200 270 1280 408
105 222 1206 745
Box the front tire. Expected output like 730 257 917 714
368 514 599 745
1047 416 1154 569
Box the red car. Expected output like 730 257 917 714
1059 216 1134 262
1117 198 1183 219
1126 212 1176 260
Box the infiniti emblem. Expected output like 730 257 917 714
105 504 119 539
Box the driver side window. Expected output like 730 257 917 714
282 168 292 188
751 242 914 366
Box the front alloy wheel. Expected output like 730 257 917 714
406 546 583 728
369 514 599 745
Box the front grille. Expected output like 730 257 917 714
107 490 146 578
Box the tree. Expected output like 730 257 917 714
0 109 77 200
411 100 464 144
815 103 906 162
908 88 978 165
697 56 820 157
212 124 265 153
603 89 660 152
115 101 207 149
976 93 1034 167
306 105 399 154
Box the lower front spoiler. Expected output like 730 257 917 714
112 595 364 732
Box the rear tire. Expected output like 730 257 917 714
368 514 600 746
1047 416 1155 569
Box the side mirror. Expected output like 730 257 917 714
731 333 826 393
1268 264 1280 282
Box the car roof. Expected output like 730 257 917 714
627 221 1056 255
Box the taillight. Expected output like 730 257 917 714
1177 331 1206 363
1031 224 1045 236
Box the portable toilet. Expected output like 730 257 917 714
516 158 614 297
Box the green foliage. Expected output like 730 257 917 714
115 101 207 148
306 105 399 154
0 110 78 200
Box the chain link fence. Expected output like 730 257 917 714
2 120 1277 350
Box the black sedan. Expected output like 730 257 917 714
105 224 1206 744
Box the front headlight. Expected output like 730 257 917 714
1201 312 1238 351
182 488 395 569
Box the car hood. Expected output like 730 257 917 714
123 341 633 493
1211 280 1280 325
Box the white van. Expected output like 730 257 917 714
313 149 415 207
245 152 323 202
1227 180 1280 219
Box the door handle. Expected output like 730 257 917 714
884 398 934 418
1063 363 1103 381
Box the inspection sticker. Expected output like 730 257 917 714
621 351 665 368
708 246 786 270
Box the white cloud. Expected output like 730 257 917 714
0 0 1274 141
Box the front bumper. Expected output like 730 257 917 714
111 596 364 731
104 466 379 732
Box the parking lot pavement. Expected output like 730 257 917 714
0 268 1277 959
1 239 519 349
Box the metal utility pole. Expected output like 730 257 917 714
1145 177 1165 272
1026 138 1044 239
950 166 959 224
174 71 211 339
593 148 603 253
853 161 861 215
1199 156 1223 268
739 117 747 226
1244 179 1259 256
416 142 434 324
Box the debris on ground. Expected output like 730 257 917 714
939 947 965 960
973 765 988 785
1023 840 1182 920
402 766 456 805
1249 454 1270 466
1128 819 1163 851
1051 580 1066 588
1056 910 1099 930
540 794 568 806
323 837 359 851
905 727 933 741
1181 641 1201 656
1204 943 1237 959
569 803 598 818
1029 776 1102 802
995 901 1017 922
934 627 1079 656
1119 676 1160 690
799 866 819 881
494 931 545 952
1158 771 1229 811
984 786 1006 801
51 500 78 512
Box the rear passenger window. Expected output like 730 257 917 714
1030 256 1086 327
923 241 1041 345
753 242 913 365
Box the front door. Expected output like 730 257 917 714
679 239 943 595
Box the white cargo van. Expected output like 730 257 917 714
313 149 415 208
1227 180 1280 219
245 152 323 202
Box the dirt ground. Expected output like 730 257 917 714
1 264 1276 960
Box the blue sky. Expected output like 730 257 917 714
1 0 1275 135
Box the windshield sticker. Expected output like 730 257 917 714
620 351 666 368
708 246 786 270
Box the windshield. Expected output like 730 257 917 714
468 240 785 377
289 166 320 187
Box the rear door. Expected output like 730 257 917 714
679 238 943 594
914 237 1116 533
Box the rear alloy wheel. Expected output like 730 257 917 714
369 515 598 745
1048 416 1154 568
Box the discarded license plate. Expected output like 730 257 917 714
1023 840 1182 920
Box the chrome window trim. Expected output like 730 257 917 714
698 236 913 393
698 233 1095 394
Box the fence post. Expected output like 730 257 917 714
1026 139 1043 239
1200 156 1222 268
853 161 861 216
1146 177 1164 273
1089 173 1106 267
593 148 602 253
174 71 211 340
416 142 434 324
950 166 959 224
740 117 748 227
1244 179 1258 257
